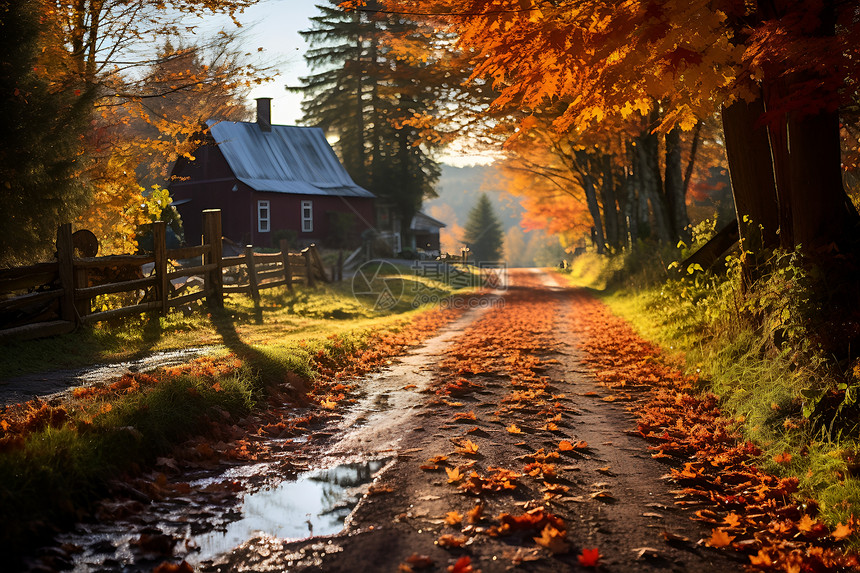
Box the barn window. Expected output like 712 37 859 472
257 200 270 233
301 200 313 233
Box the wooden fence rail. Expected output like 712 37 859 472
0 210 329 343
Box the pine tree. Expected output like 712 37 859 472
295 1 440 242
0 0 92 265
463 194 504 263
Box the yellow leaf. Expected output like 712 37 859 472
506 424 522 434
797 514 815 532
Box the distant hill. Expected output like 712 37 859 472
425 165 523 233
424 164 564 266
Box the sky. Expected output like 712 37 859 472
197 1 495 166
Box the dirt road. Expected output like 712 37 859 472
200 270 739 572
26 269 746 572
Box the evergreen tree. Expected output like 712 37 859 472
463 194 504 263
295 1 440 242
0 0 92 265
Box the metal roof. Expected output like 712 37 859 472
207 120 375 199
411 211 447 230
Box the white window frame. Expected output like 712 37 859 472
301 200 313 233
257 200 270 233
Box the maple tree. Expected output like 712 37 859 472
375 0 860 260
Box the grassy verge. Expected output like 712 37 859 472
560 250 860 535
0 271 463 555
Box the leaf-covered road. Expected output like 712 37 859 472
205 270 742 572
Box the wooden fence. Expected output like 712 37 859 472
0 210 329 343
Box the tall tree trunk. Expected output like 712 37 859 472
598 154 620 250
720 96 780 257
583 174 606 254
637 133 672 244
664 127 690 242
682 121 703 199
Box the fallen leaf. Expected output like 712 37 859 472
660 531 691 544
832 522 853 540
405 554 434 569
534 524 570 553
403 384 418 390
797 514 815 532
437 534 467 548
446 467 463 483
706 528 735 548
773 451 792 465
577 547 600 566
558 440 574 451
466 504 483 524
445 511 463 526
632 547 659 559
447 555 473 573
749 549 772 567
506 424 522 434
457 440 480 455
722 513 742 528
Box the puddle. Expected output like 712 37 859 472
49 458 390 572
191 458 390 565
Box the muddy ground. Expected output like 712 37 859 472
22 270 744 572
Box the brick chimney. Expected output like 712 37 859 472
256 97 272 132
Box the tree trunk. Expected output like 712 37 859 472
583 174 606 254
765 75 858 250
598 154 620 250
636 134 672 244
664 127 690 243
719 96 780 256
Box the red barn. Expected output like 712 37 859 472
169 98 375 248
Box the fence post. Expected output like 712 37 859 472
303 247 316 287
152 221 168 314
56 223 77 324
244 245 260 303
279 239 293 292
202 209 223 308
310 244 329 283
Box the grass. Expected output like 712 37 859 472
0 273 458 380
0 268 465 557
560 250 860 535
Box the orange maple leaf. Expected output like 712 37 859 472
749 549 772 567
534 524 570 553
706 528 735 548
832 522 853 540
773 451 792 464
445 511 463 526
457 440 480 455
577 547 600 566
446 467 463 483
722 513 741 528
797 514 815 532
558 440 574 451
506 424 522 434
